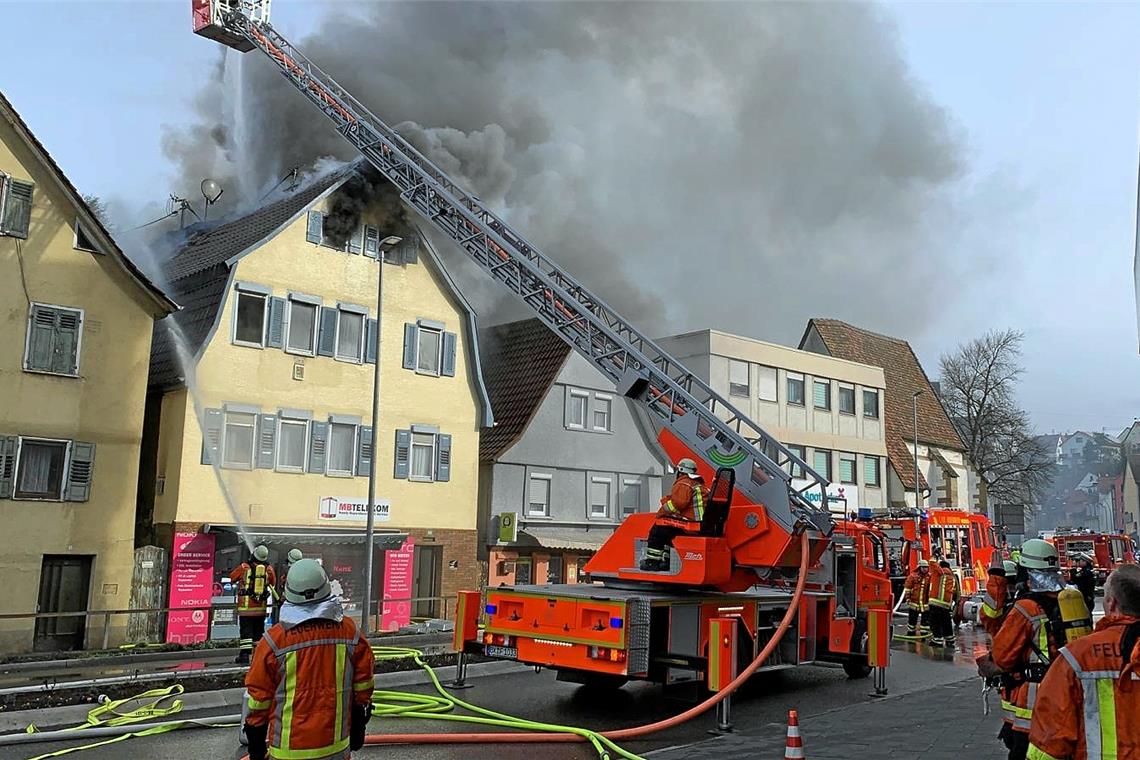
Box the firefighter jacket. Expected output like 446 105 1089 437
231 562 278 617
656 477 709 523
928 566 957 610
1026 614 1140 760
245 598 375 760
992 595 1062 733
981 573 1011 637
903 570 930 611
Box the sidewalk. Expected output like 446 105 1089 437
648 676 1007 760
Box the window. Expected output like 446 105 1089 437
786 444 805 478
417 326 442 375
276 417 308 472
546 555 564 584
813 379 830 410
514 558 532 585
729 360 749 397
286 297 319 355
838 385 856 415
863 389 880 419
812 449 831 480
787 373 805 406
335 309 365 363
864 456 881 487
621 478 642 516
757 365 778 402
593 395 612 432
590 477 611 518
567 389 588 429
410 432 435 481
234 291 267 347
222 411 257 469
403 322 456 377
528 475 551 517
327 422 357 476
839 453 856 484
24 303 83 376
0 176 33 238
74 222 98 252
15 440 67 499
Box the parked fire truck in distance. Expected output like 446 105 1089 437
876 510 998 598
1051 529 1137 585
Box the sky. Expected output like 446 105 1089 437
1 0 1138 436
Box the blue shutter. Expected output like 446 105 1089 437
441 332 457 377
201 408 223 465
356 426 373 477
52 309 81 375
308 421 329 474
435 434 452 482
393 429 410 479
402 323 417 369
365 318 378 364
65 441 96 502
305 210 323 244
0 436 16 498
363 225 379 258
266 297 286 349
257 414 277 469
2 180 33 238
317 307 337 357
25 305 56 371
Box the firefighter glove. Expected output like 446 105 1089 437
351 703 372 750
244 722 268 760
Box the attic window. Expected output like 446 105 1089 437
74 222 98 253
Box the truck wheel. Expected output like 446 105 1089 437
842 657 872 679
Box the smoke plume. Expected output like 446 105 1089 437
163 1 967 341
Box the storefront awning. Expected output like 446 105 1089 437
208 525 408 551
517 527 610 552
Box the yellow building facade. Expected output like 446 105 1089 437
0 93 175 652
145 162 492 628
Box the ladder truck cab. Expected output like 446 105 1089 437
190 0 895 690
876 510 997 598
1053 529 1137 586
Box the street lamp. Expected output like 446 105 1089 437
912 389 924 559
360 235 404 634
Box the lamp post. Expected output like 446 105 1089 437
912 390 924 558
360 235 404 634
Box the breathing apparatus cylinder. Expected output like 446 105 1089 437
1057 586 1093 643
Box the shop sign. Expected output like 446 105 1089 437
318 496 391 522
380 536 416 631
498 512 519 543
791 480 858 512
166 532 216 644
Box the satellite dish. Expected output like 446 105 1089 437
201 178 223 204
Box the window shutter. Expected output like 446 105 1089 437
393 429 410 479
307 420 329 474
402 323 417 369
65 441 96 502
26 305 56 371
266 296 286 349
2 180 33 238
52 309 81 375
348 226 363 254
305 210 323 244
441 332 457 377
435 433 452 482
317 307 337 357
401 237 418 264
256 414 277 469
356 426 373 477
365 318 378 364
201 408 223 465
363 225 379 258
0 436 16 498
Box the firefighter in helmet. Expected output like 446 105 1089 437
230 544 277 665
244 559 375 760
640 458 709 572
902 559 931 637
287 548 303 568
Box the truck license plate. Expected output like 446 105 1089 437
484 645 518 659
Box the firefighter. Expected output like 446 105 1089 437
903 560 931 636
928 560 957 646
230 545 277 665
1027 563 1140 760
981 558 1020 637
1069 553 1097 616
244 559 375 760
989 539 1067 760
287 548 303 568
639 458 709 572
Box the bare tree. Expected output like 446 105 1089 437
82 194 113 231
938 330 1054 508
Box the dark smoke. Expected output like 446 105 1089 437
163 1 968 340
321 166 413 249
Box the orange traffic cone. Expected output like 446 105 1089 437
784 709 805 759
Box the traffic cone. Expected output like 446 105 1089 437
784 709 805 759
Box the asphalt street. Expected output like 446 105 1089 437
5 624 990 760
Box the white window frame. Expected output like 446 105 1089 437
23 302 85 378
621 477 642 516
73 221 99 253
592 393 613 433
285 295 320 356
12 436 71 501
326 421 359 477
728 360 750 398
334 307 367 364
527 473 552 518
415 324 444 376
566 389 588 430
275 415 309 473
221 410 258 470
409 431 436 482
231 290 268 349
589 476 612 519
756 364 778 403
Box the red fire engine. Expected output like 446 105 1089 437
1051 529 1136 585
877 510 998 597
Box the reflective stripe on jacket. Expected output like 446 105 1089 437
1026 615 1140 760
903 571 930 611
231 562 277 616
928 567 957 609
992 597 1060 732
245 614 375 760
980 574 1010 637
657 477 708 522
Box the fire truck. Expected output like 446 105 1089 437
877 510 998 597
1052 529 1136 585
191 0 894 688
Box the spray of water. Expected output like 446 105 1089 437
162 317 255 552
